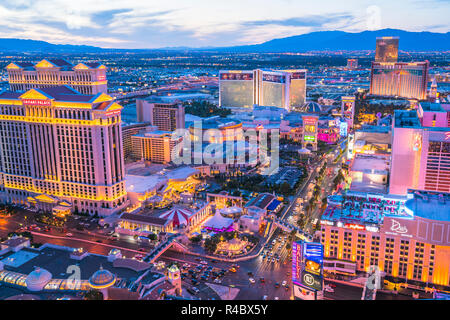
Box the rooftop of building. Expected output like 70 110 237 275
405 189 450 222
245 193 276 210
394 110 422 128
119 212 171 226
358 125 391 134
7 59 106 71
125 166 199 194
0 244 161 286
190 116 242 130
324 189 450 227
0 86 118 105
134 130 174 138
350 154 390 174
323 191 410 227
419 102 446 113
0 237 30 248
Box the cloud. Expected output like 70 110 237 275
242 13 355 28
0 0 446 48
107 9 177 34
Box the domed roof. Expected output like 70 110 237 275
25 267 52 291
301 102 324 113
159 208 192 227
89 267 116 289
168 264 180 273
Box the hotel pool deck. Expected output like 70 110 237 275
1 251 39 268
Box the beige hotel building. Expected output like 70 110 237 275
0 85 128 216
6 59 108 95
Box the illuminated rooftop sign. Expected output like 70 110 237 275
22 99 51 106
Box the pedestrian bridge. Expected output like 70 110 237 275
270 216 314 242
143 235 189 263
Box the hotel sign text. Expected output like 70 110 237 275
22 99 52 106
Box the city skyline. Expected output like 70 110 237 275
0 0 448 49
0 0 448 304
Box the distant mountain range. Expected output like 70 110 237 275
0 29 448 53
216 29 450 52
0 38 103 53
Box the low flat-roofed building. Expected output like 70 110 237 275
0 243 165 299
125 165 200 206
122 123 155 161
116 212 174 235
349 154 390 193
130 130 181 164
0 237 30 253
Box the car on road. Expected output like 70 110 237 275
285 284 290 291
191 287 200 294
324 285 334 293
229 267 237 273
65 233 73 237
274 296 279 300
213 278 222 284
247 271 253 277
191 279 198 285
259 277 265 283
200 260 208 265
183 263 190 268
262 295 268 300
271 258 276 263
274 282 280 288
281 280 287 287
249 278 255 284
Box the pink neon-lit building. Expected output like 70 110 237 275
389 102 450 195
318 125 339 144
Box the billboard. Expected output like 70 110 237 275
302 116 318 146
300 270 323 291
292 241 324 296
293 284 316 300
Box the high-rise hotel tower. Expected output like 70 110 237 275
6 59 107 95
369 61 429 100
219 69 306 110
0 85 128 216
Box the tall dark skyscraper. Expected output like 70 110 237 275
375 37 399 62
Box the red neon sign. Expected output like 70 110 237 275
345 223 365 230
22 99 51 106
303 117 317 125
106 110 121 117
98 75 106 81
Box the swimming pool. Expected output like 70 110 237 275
1 251 38 268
